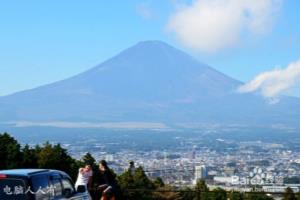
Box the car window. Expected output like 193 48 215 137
49 175 63 199
62 177 75 194
31 175 50 200
0 178 27 200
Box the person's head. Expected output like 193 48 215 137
84 164 92 171
129 161 135 167
99 160 108 171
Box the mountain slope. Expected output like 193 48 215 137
0 41 299 127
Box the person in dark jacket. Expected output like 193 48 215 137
97 160 118 200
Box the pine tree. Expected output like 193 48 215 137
228 191 244 200
118 165 155 200
153 177 165 188
283 187 296 200
81 152 96 166
0 132 22 169
211 188 227 200
246 192 273 200
179 187 196 200
153 185 180 200
194 179 208 200
22 144 38 168
37 142 78 180
296 189 300 200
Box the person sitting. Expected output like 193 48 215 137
97 160 118 200
75 164 93 192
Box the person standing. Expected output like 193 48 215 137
75 164 93 191
97 160 118 200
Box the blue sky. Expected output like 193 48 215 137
0 0 299 97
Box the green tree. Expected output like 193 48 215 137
118 166 155 200
246 192 273 200
179 187 196 200
283 187 296 200
22 144 38 168
81 152 96 166
153 185 180 200
0 132 22 169
296 189 300 200
133 167 154 188
194 179 209 200
132 166 155 199
210 188 227 200
37 142 78 180
228 191 244 200
153 177 165 188
117 170 135 199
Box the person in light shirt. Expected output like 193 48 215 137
75 164 93 191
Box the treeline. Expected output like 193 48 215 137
1 132 300 200
0 132 79 180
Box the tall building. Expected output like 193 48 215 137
195 165 207 181
105 154 114 162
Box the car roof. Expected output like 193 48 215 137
0 169 67 177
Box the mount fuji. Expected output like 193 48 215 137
0 41 299 129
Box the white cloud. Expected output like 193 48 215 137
167 0 282 52
238 60 300 98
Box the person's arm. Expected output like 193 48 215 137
79 168 84 174
103 186 112 194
